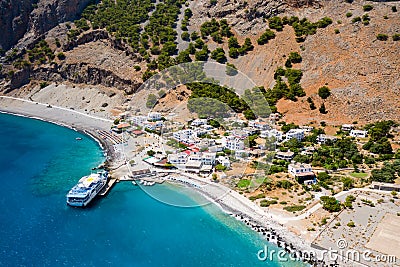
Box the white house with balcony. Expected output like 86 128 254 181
167 152 188 165
317 134 337 144
201 152 216 165
248 120 271 131
288 162 316 184
224 136 245 151
217 156 230 168
342 124 354 131
191 119 207 127
143 121 163 131
285 129 305 142
173 129 195 143
132 115 148 126
260 129 284 141
350 130 368 138
148 112 162 121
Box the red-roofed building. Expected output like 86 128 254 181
183 150 192 155
117 123 131 129
132 130 144 136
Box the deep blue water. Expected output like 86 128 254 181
0 113 306 267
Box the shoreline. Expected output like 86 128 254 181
156 176 320 266
0 97 319 266
0 97 116 167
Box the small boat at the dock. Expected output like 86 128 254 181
75 137 82 140
66 171 108 207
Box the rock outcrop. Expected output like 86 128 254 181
33 63 141 94
0 0 33 51
0 0 92 51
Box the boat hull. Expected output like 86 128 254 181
66 172 108 207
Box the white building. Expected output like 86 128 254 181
285 129 305 142
201 152 216 165
288 163 313 177
260 129 284 141
201 124 214 131
132 115 147 126
299 126 314 133
217 156 231 168
167 153 188 165
317 134 337 144
143 121 163 131
209 145 224 153
275 151 295 161
197 139 216 149
224 136 245 151
350 130 368 138
148 112 162 121
342 124 354 131
191 119 207 127
173 129 194 143
248 120 271 131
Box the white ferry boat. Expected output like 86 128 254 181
66 171 108 207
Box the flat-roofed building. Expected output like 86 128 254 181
288 162 316 184
342 124 354 131
167 153 188 165
285 129 305 142
370 182 400 192
275 151 295 161
191 119 207 127
350 130 368 138
317 134 337 144
148 112 162 121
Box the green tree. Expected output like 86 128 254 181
318 86 331 99
181 31 190 41
363 4 373 11
342 177 354 190
257 29 276 45
229 47 239 58
211 48 227 63
147 150 156 156
268 16 283 31
176 50 192 64
195 47 209 61
288 52 302 63
242 38 254 52
228 36 240 48
320 196 341 212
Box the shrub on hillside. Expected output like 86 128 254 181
377 34 388 41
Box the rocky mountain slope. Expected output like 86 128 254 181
0 0 399 125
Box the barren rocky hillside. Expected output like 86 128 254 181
0 0 399 125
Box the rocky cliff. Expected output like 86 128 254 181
0 0 92 51
0 0 33 51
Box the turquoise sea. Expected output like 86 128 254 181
0 113 307 267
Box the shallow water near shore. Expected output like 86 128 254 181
0 113 307 266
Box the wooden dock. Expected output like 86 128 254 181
99 178 117 196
